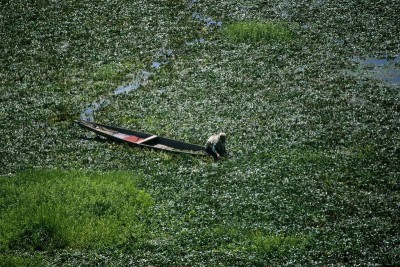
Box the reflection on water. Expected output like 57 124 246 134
151 49 174 68
79 0 224 122
354 55 400 84
192 12 222 29
151 62 161 68
114 70 152 95
186 38 205 46
81 98 111 122
114 82 141 95
81 69 152 121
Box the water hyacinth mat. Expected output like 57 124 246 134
1 0 399 266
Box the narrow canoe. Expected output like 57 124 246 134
75 120 208 156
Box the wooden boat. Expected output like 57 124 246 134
75 120 208 156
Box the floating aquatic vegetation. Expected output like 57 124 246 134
189 0 199 6
1 0 399 266
186 2 223 45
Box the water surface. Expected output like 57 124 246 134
81 98 111 122
114 70 152 95
354 55 400 85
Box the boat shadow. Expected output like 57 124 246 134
81 134 110 143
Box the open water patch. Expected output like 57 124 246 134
114 70 152 95
151 49 174 69
192 12 223 29
81 70 152 121
186 8 222 45
79 0 223 122
186 38 205 46
80 48 174 121
353 55 400 85
114 82 141 95
151 62 162 68
80 98 111 122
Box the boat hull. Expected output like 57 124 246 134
75 120 207 156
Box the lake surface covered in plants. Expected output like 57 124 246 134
1 0 399 266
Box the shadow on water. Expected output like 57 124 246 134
354 55 400 85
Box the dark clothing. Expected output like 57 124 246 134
205 133 227 160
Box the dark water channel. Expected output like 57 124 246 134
81 70 152 121
80 2 222 122
80 46 178 121
114 70 151 95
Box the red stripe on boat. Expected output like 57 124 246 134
113 133 129 139
124 136 143 143
113 133 143 143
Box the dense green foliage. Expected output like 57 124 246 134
223 21 293 43
1 0 399 266
0 170 152 251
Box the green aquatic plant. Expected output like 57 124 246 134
0 170 153 251
8 217 68 251
0 254 42 267
251 232 308 255
223 21 294 43
1 0 399 265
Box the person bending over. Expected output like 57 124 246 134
205 132 227 160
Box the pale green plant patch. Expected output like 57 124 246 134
0 170 153 251
223 21 294 43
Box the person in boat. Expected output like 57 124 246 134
205 132 227 160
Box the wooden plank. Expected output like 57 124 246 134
136 135 158 144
